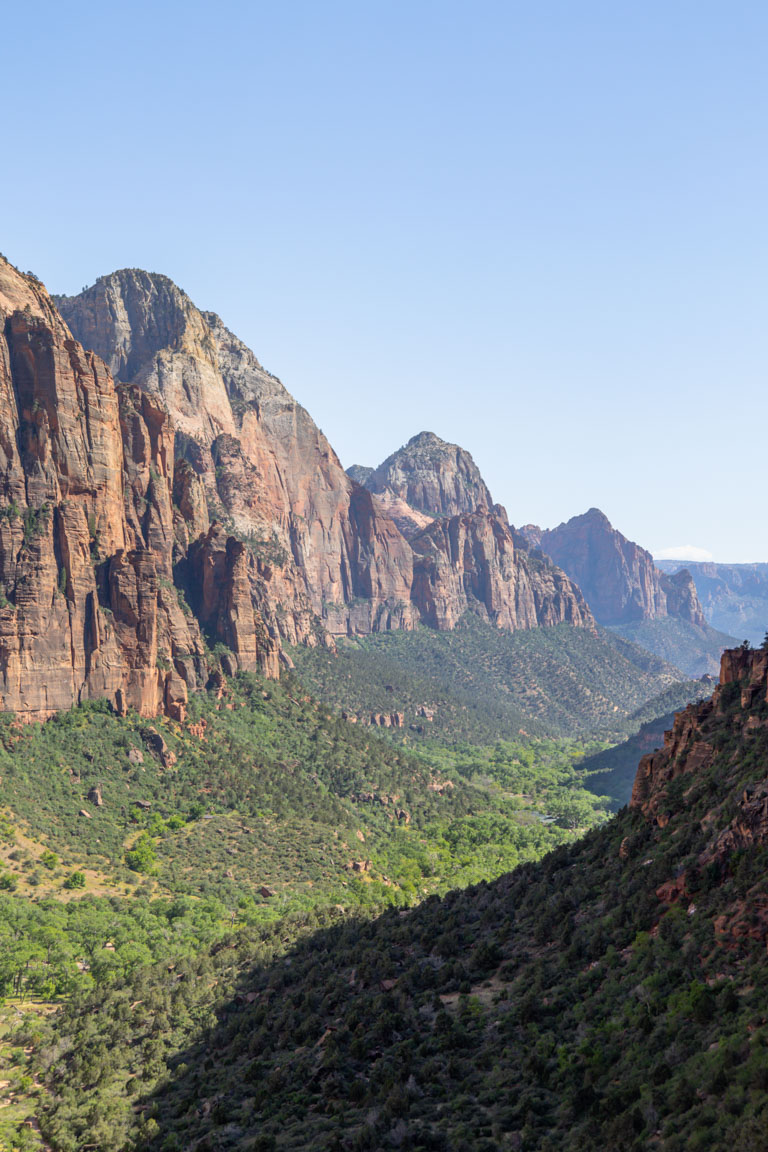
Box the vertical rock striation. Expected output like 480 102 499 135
0 256 281 719
521 508 706 627
410 504 593 631
57 270 419 642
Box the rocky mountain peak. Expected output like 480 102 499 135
409 504 594 632
523 508 706 627
363 429 494 519
55 269 199 383
346 464 374 486
0 251 605 719
581 506 612 527
405 430 445 450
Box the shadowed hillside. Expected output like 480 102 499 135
20 647 768 1151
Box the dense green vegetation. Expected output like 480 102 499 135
0 624 719 1151
0 675 612 928
0 665 631 1149
291 616 704 744
609 617 737 678
17 666 768 1151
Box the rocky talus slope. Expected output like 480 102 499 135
522 507 706 626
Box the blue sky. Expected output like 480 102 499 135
3 1 766 560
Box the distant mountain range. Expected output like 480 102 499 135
0 255 610 721
656 559 768 646
353 438 737 677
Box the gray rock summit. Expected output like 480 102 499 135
364 431 494 518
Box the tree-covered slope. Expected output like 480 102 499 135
24 647 768 1152
608 616 738 677
291 615 707 743
0 674 613 926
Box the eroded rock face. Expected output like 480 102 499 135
0 258 213 717
53 267 596 678
57 270 420 641
522 508 706 626
362 431 494 519
630 646 768 843
410 505 594 632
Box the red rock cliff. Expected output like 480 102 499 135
362 431 494 523
410 504 594 632
630 645 768 835
524 508 706 627
0 257 279 719
57 270 418 642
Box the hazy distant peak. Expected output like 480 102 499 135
346 464 374 486
405 430 446 448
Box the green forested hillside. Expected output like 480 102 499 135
0 667 623 1149
22 662 768 1152
608 617 737 677
582 710 679 809
0 675 610 924
291 616 706 744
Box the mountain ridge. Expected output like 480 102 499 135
520 507 706 627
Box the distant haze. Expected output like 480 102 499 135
653 546 715 564
2 1 766 562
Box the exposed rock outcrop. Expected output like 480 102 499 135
363 431 494 519
631 645 768 842
58 272 591 647
346 465 373 487
0 259 201 717
521 508 706 626
57 270 419 642
656 559 768 646
410 504 594 632
0 256 279 720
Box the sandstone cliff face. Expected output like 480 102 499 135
363 431 494 522
57 271 418 641
0 256 284 720
631 645 768 836
0 260 180 717
410 504 594 632
523 508 706 627
0 256 603 719
59 274 593 646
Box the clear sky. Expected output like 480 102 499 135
2 1 766 561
